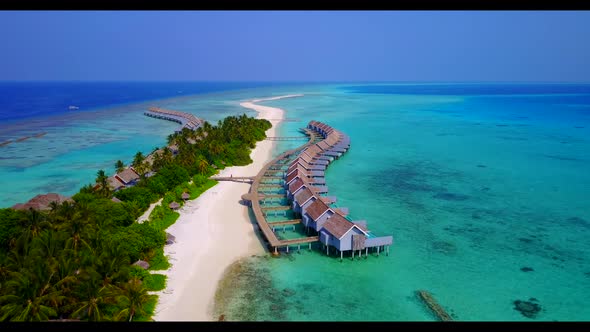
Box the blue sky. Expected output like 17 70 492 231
1 11 589 82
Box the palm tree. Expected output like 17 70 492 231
162 148 173 164
71 270 114 321
196 158 209 175
95 170 110 198
115 160 125 173
95 242 130 287
21 208 49 239
53 200 76 227
0 271 61 322
132 152 145 169
0 293 58 321
63 207 92 254
114 278 150 322
166 134 176 146
31 230 65 269
133 161 149 181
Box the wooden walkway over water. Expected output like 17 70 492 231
269 219 301 226
209 176 254 184
243 127 322 252
144 107 204 132
265 136 309 141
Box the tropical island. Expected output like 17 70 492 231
0 106 272 321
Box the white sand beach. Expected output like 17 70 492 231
152 94 302 321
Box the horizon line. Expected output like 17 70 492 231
1 80 590 84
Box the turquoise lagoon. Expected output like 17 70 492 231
215 84 590 321
1 83 589 321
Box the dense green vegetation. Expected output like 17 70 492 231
0 114 271 321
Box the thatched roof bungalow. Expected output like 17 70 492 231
12 193 74 211
106 176 125 191
115 168 140 186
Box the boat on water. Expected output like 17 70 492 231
68 105 79 110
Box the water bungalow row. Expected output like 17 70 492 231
243 121 393 261
144 107 204 132
286 121 394 260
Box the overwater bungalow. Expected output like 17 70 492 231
288 158 326 172
302 198 339 232
285 170 326 189
292 187 334 216
285 168 310 186
287 177 328 200
295 149 328 166
319 213 370 257
292 187 315 215
316 140 332 151
286 164 324 179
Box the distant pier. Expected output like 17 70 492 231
144 107 204 132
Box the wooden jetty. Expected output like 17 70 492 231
260 194 285 199
416 290 453 321
210 176 254 184
0 140 13 147
243 128 323 253
260 206 290 211
268 219 301 226
258 184 283 189
144 107 204 132
265 136 309 141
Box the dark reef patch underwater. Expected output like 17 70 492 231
514 299 542 319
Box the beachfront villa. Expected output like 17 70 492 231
107 175 125 192
115 168 140 186
104 167 141 192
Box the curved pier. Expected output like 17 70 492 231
247 127 322 251
144 107 204 132
238 120 393 258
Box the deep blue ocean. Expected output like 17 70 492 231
0 81 276 122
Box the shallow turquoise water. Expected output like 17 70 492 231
0 85 305 207
224 84 590 321
2 83 589 321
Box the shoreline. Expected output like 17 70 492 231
152 94 302 321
